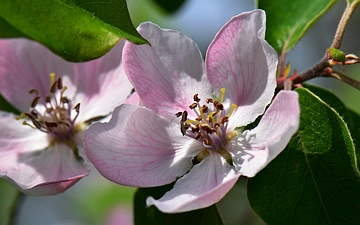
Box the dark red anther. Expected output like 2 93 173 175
189 102 197 109
193 94 201 102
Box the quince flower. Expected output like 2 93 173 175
0 39 132 196
85 10 300 213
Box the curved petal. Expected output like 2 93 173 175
1 142 89 196
0 111 49 156
68 40 133 122
146 153 241 213
0 39 72 112
84 104 202 187
206 9 278 126
123 22 212 119
231 91 300 177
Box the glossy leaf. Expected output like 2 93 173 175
0 0 148 62
257 0 337 53
134 184 224 225
247 87 360 224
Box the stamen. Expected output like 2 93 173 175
175 112 182 117
30 96 40 108
189 103 197 109
193 94 201 102
200 124 213 134
201 105 208 113
57 77 63 90
228 104 237 117
220 88 225 103
220 116 229 124
50 80 58 93
50 73 55 85
29 89 39 95
181 111 188 122
73 103 81 114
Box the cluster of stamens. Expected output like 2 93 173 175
18 73 80 143
176 88 237 165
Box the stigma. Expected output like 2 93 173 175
17 73 81 147
176 88 238 166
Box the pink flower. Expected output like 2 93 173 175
84 10 300 213
0 38 132 196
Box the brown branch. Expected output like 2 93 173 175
331 1 360 49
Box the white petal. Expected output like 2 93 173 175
147 153 241 213
84 104 202 187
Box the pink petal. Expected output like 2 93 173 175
0 39 72 112
1 141 89 196
146 153 241 213
0 38 132 121
231 91 300 177
0 112 89 195
123 22 212 119
84 104 202 187
69 40 133 122
206 9 278 126
0 111 49 155
125 92 141 105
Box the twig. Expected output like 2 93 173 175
328 69 360 90
331 0 360 49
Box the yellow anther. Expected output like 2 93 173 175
61 86 68 95
220 88 225 104
50 73 55 85
228 103 237 117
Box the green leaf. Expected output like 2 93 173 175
134 184 224 225
0 0 148 62
247 87 360 224
257 0 337 53
0 179 21 225
0 94 20 115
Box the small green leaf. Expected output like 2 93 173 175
257 0 337 53
0 0 148 62
134 184 224 225
247 87 360 224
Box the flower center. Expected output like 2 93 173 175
18 73 81 149
176 88 238 166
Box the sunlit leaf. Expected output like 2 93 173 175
247 87 360 224
0 0 148 62
257 0 337 53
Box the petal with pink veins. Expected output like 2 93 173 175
1 141 89 196
206 9 278 126
0 39 72 112
84 104 202 187
146 153 241 213
69 40 133 122
230 91 300 177
123 22 212 119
